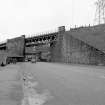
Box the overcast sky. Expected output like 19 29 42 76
0 0 96 42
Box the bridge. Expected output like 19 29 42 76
0 26 64 64
0 31 59 50
1 24 105 66
25 32 58 46
25 32 59 62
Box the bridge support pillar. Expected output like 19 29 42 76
50 26 65 62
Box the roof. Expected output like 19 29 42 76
65 24 105 53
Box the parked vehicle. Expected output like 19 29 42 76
25 59 28 62
31 59 36 63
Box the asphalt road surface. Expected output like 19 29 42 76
0 64 23 105
21 62 105 105
0 62 105 105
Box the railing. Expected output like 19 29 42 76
25 29 58 39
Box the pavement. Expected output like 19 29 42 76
0 64 23 105
0 62 105 105
20 62 105 105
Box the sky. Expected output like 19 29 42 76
0 0 97 42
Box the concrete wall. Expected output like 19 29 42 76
62 34 104 65
50 30 64 62
62 34 91 64
0 35 25 64
6 35 25 57
0 50 7 64
51 31 105 65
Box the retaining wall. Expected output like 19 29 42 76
51 31 105 65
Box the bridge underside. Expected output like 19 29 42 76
24 32 58 62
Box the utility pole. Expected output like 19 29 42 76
102 0 105 23
94 0 105 24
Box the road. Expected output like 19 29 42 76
0 62 105 105
0 64 23 105
20 62 105 105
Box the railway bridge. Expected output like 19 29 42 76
1 24 105 65
0 26 65 64
25 31 59 62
